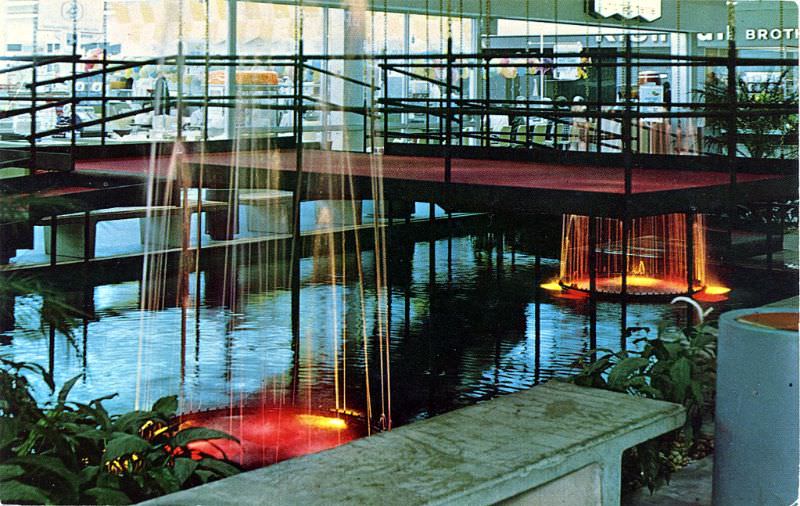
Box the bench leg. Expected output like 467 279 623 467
315 200 362 228
599 454 622 506
206 189 239 240
140 216 183 250
44 221 95 259
246 200 292 235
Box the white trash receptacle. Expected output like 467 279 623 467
714 307 799 505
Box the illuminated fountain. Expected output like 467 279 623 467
556 213 709 296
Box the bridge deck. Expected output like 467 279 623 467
73 150 792 218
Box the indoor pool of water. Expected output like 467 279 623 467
2 227 794 468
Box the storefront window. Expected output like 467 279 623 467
409 14 471 54
366 11 405 55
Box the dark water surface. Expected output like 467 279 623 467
3 226 794 467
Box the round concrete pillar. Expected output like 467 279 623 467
714 307 799 505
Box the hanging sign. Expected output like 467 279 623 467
589 0 662 22
553 42 583 81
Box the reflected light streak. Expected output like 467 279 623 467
297 414 347 430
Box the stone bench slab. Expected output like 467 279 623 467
143 382 684 506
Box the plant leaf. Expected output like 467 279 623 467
79 465 100 485
670 357 692 402
103 433 152 464
607 357 650 391
172 458 199 486
84 487 132 505
149 466 182 494
0 417 20 450
172 427 239 448
0 464 25 480
194 469 215 483
0 479 52 504
151 396 178 416
113 411 156 433
6 455 80 491
197 458 240 478
57 374 82 406
690 381 704 406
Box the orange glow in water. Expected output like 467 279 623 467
179 405 365 470
693 285 732 302
704 285 731 295
558 213 709 296
297 414 348 430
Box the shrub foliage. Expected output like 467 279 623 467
0 357 240 504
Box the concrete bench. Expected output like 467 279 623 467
144 381 684 506
238 190 294 235
238 191 364 235
40 201 227 259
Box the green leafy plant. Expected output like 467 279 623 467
0 357 241 505
697 70 798 159
571 320 717 492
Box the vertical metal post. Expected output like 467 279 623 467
176 42 184 140
203 39 210 142
363 99 368 153
429 201 435 291
495 227 503 276
596 53 602 153
534 255 541 384
48 324 55 378
445 37 453 182
30 60 37 172
291 40 304 339
686 208 695 294
49 216 57 266
620 36 633 346
588 215 597 356
447 211 453 284
726 40 738 259
484 57 491 147
100 48 107 144
226 0 237 139
383 58 389 147
70 30 78 160
623 36 633 197
83 211 92 261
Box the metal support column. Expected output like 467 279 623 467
726 40 738 261
445 37 453 182
225 0 237 139
620 36 633 346
49 215 57 267
429 202 436 291
686 208 696 294
447 211 453 284
100 49 107 144
588 216 597 356
596 54 602 153
291 41 305 340
534 255 541 384
30 62 37 172
383 57 389 147
484 57 491 147
685 208 696 326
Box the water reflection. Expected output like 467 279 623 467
5 230 793 440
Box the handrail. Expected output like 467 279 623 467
0 98 73 120
0 55 80 75
302 63 378 91
2 44 795 170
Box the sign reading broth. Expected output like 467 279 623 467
589 0 662 22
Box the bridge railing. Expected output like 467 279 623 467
378 43 798 165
